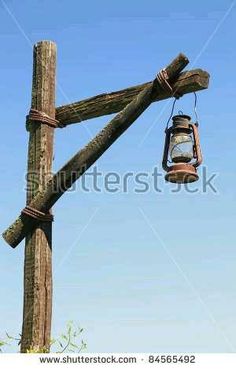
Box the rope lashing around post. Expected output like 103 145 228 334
21 205 54 222
26 108 65 130
156 69 182 99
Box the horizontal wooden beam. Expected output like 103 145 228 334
56 68 209 127
2 53 193 248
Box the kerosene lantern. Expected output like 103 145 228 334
162 114 202 183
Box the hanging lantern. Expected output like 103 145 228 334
162 114 202 183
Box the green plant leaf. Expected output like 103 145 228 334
69 342 79 349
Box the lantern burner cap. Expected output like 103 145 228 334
165 164 199 184
172 114 191 131
172 114 191 122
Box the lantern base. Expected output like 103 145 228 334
165 164 199 184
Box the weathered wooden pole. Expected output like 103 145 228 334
2 53 199 249
20 41 56 352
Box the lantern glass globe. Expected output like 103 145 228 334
169 132 193 163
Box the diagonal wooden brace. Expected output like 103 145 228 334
2 53 209 248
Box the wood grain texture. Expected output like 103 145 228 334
20 41 56 353
56 68 209 126
2 54 198 248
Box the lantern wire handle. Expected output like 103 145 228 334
165 92 199 131
194 92 199 125
165 98 177 132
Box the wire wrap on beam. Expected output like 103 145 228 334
156 69 182 99
26 108 64 130
21 205 54 222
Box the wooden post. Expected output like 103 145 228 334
1 46 210 355
20 41 56 352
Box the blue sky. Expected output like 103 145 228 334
0 0 236 353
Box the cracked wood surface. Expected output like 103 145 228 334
20 41 56 353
